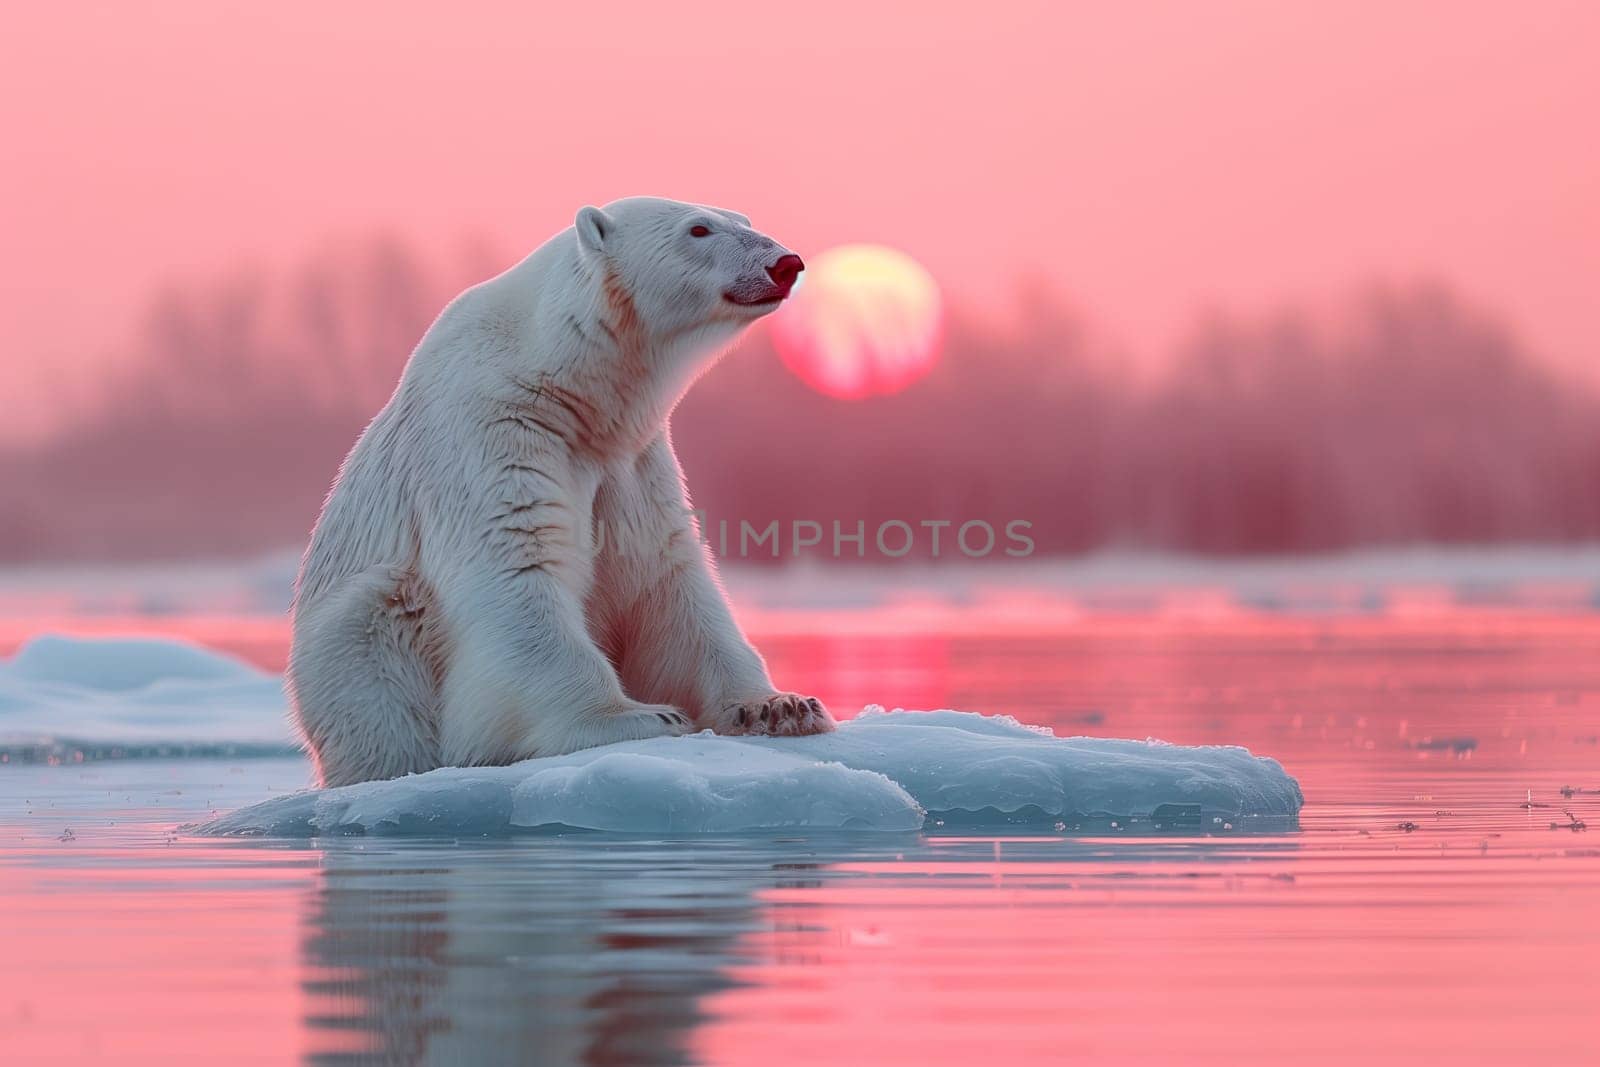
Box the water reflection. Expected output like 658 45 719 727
296 834 1313 1066
301 839 810 1065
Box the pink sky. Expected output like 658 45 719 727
2 1 1596 437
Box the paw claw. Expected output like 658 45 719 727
717 693 835 737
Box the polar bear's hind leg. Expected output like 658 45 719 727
289 566 445 787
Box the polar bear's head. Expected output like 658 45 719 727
573 197 804 347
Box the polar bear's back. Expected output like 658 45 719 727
291 252 564 618
295 392 429 612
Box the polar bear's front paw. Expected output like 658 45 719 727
717 694 835 737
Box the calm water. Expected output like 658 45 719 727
4 603 1600 1064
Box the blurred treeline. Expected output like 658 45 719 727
3 237 1596 562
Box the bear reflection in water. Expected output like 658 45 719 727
300 839 797 1065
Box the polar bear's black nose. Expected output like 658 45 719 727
766 254 805 297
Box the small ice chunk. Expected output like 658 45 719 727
7 634 264 691
0 635 290 753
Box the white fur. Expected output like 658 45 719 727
289 197 833 787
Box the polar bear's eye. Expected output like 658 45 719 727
689 225 712 238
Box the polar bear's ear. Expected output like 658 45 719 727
575 206 613 255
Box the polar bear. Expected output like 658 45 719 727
289 197 834 787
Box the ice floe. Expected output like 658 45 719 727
197 709 1301 837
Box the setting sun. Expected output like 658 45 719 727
770 244 942 400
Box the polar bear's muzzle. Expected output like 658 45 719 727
723 253 805 309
